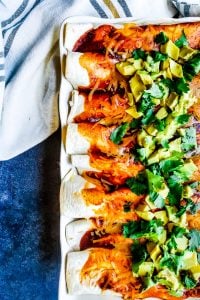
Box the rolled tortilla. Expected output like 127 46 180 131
66 219 94 251
65 52 116 90
67 250 121 297
66 123 136 156
65 52 90 89
60 171 142 219
64 23 93 51
68 90 129 123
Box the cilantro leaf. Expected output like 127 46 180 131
155 119 166 132
146 82 164 98
189 202 200 215
160 251 183 274
175 78 190 95
123 219 164 242
141 109 155 125
138 93 154 113
131 242 149 273
132 49 146 60
175 31 188 48
181 127 197 152
159 158 183 175
167 176 183 205
149 191 165 208
176 114 190 125
152 51 168 62
154 32 169 44
130 118 141 129
181 271 197 289
188 229 200 251
161 139 169 149
126 173 148 195
110 123 129 144
184 53 200 78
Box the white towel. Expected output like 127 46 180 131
0 0 197 160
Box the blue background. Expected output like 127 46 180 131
0 130 60 300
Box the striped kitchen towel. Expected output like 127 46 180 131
0 0 198 160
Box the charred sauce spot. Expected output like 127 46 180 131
80 229 114 250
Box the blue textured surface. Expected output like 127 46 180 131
0 130 61 300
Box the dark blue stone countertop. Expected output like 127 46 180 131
0 130 61 300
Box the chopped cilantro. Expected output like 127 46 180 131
110 123 129 144
188 229 200 251
126 172 148 195
159 251 183 274
131 242 149 273
155 118 166 132
181 271 197 289
132 49 146 60
130 118 141 129
184 53 200 78
138 93 154 113
176 114 190 125
159 158 183 175
145 82 164 98
189 202 200 215
154 32 169 44
175 78 190 95
176 199 196 217
152 51 168 62
175 30 188 48
141 109 155 125
181 127 197 152
123 219 164 242
167 176 183 206
161 139 169 149
149 191 165 208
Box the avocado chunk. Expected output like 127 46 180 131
137 70 153 85
191 265 200 281
116 61 136 76
154 210 168 225
146 124 158 136
169 138 182 152
126 105 143 119
144 55 160 73
160 40 180 61
182 251 198 270
156 116 179 144
169 59 183 78
161 58 170 70
166 206 180 223
147 148 171 165
138 262 154 277
136 204 150 211
179 46 198 60
136 210 154 221
127 58 143 70
150 244 161 262
156 107 168 120
159 229 167 244
127 92 134 106
166 92 179 110
174 236 188 252
183 185 193 198
129 74 146 102
145 195 157 210
156 269 180 291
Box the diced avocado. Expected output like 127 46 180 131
136 204 150 211
152 98 161 105
145 195 157 210
159 229 167 244
147 151 160 165
116 61 136 76
150 244 161 262
146 124 158 136
166 206 180 223
166 92 179 110
127 93 134 106
169 138 182 152
182 251 198 270
137 130 148 147
163 68 173 80
156 116 179 144
161 58 170 70
160 40 180 61
156 269 180 291
127 58 143 70
146 242 156 254
179 212 187 228
144 56 160 73
129 74 146 102
138 262 154 277
179 46 198 60
151 72 162 81
147 148 171 165
126 106 143 119
158 183 169 199
191 265 200 281
154 210 168 225
173 93 197 116
136 210 154 221
183 185 194 198
156 107 168 120
174 236 188 252
137 70 153 85
169 59 183 78
178 160 198 181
